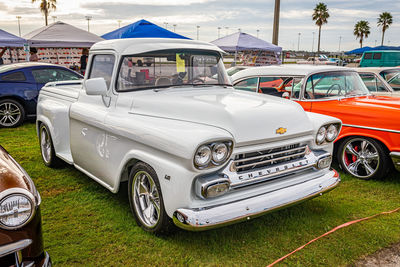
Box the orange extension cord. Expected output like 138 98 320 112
267 207 400 267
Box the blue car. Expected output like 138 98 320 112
0 62 83 127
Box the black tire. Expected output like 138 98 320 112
128 162 173 234
337 136 390 180
0 99 25 128
146 63 152 67
39 123 62 168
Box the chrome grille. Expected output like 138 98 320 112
233 143 307 173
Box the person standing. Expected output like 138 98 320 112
0 48 7 65
80 48 89 75
29 48 39 62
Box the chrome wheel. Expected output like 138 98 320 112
341 138 380 179
40 127 52 164
0 102 22 127
132 171 161 228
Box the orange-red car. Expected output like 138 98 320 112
232 65 400 180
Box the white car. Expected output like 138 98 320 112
36 38 341 233
297 57 337 65
354 67 400 96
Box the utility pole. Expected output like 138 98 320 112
338 36 342 52
218 27 221 38
164 22 168 29
52 16 57 23
257 29 260 38
85 16 92 32
374 40 377 47
312 32 315 53
173 24 177 32
238 28 241 33
297 33 301 51
118 20 122 28
196 25 200 40
272 0 280 45
16 16 21 37
225 26 229 36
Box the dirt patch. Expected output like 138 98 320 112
354 242 400 267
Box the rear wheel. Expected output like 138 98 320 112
338 137 390 180
0 99 25 128
128 162 173 234
39 123 62 167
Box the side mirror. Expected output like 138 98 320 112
84 78 108 96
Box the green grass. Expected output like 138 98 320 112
1 122 400 266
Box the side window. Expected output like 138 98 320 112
259 77 283 96
373 53 382 60
32 69 82 84
89 54 115 88
233 77 258 92
364 53 372 59
359 73 377 92
1 72 26 82
290 77 303 100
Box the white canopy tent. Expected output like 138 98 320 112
24 21 104 48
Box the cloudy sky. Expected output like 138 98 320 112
0 0 398 51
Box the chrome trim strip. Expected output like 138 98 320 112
174 169 340 231
390 152 400 172
0 239 32 258
342 124 400 134
234 145 307 164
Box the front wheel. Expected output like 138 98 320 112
0 99 25 128
128 162 173 234
337 137 390 180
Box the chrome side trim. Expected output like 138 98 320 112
390 152 400 172
174 169 340 231
0 239 32 258
342 124 400 134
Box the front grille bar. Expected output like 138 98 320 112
235 151 307 170
234 145 307 164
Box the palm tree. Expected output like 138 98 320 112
312 2 329 53
377 12 393 46
32 0 57 26
354 20 370 48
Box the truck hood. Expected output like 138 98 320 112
130 87 313 145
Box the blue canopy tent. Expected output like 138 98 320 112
102 19 190 40
345 46 400 55
211 32 282 65
0 29 26 47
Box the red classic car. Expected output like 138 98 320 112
232 65 400 180
0 146 51 266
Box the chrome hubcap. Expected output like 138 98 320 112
132 171 160 227
40 128 51 163
342 138 379 179
0 102 21 127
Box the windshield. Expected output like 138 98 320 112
116 50 231 91
304 71 370 99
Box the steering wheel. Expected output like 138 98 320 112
325 84 342 96
190 77 205 84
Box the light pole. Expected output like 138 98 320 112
85 16 92 32
218 27 221 38
338 36 342 52
225 26 229 36
256 29 259 38
312 32 315 53
52 16 57 23
297 32 301 51
118 20 122 28
173 24 177 32
374 40 377 47
196 25 200 40
16 16 21 37
272 0 280 45
164 22 168 29
238 28 241 33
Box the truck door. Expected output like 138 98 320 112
69 53 116 185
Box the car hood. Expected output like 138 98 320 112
130 87 313 145
0 147 31 193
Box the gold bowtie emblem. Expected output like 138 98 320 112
276 127 287 135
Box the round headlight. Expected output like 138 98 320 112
316 126 327 145
326 124 338 142
0 194 33 229
212 143 229 164
194 145 212 167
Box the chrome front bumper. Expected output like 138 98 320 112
390 152 400 172
173 169 340 231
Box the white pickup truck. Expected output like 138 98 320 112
36 38 341 233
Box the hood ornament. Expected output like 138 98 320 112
276 127 287 135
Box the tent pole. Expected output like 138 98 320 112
234 50 237 66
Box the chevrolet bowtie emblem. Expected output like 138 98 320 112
276 127 287 135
